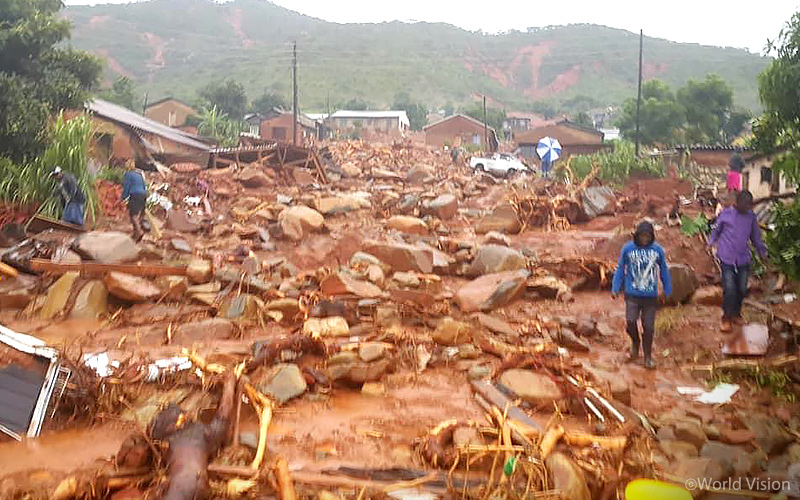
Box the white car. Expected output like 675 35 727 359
470 153 530 178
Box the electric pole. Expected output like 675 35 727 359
635 29 643 157
292 41 298 146
483 95 488 152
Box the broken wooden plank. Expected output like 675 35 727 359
29 259 188 276
470 380 543 432
685 354 799 376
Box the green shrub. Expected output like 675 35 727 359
563 140 666 185
97 166 126 185
766 197 800 280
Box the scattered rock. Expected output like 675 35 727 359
671 457 729 486
746 415 792 455
359 342 388 362
104 272 161 303
692 286 723 306
303 317 350 337
718 427 755 445
361 382 386 396
475 313 517 336
476 204 521 234
596 322 616 337
672 419 708 451
555 327 591 352
70 280 108 319
458 344 481 359
545 452 591 500
386 215 428 235
371 168 403 181
482 231 511 246
266 298 302 322
170 238 193 253
41 272 79 319
256 363 307 403
456 270 529 312
366 264 385 287
186 259 212 284
466 244 526 278
585 366 630 405
328 358 391 385
499 369 563 406
278 206 325 241
350 251 391 273
468 364 492 380
527 276 573 302
165 209 201 233
364 241 434 273
701 441 754 477
392 271 420 288
156 276 188 300
433 317 474 346
173 318 235 343
665 263 699 305
224 293 262 320
421 193 458 220
321 272 384 298
74 231 140 263
315 195 368 215
237 167 273 188
580 186 616 219
660 440 700 459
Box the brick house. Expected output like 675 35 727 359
423 114 498 151
516 120 608 159
144 97 198 128
257 111 317 144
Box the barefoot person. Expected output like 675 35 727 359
707 190 767 332
611 221 672 369
122 160 148 241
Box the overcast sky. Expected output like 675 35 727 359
63 0 799 54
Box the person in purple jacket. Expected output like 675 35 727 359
707 190 768 332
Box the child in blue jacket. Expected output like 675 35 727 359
611 221 672 369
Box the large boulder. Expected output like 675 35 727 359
104 272 161 303
327 358 391 385
545 453 591 500
350 252 391 274
692 286 723 306
456 270 529 312
499 369 563 406
386 216 428 236
278 206 325 241
466 244 526 278
432 317 474 346
174 318 235 343
475 204 521 235
237 167 273 188
700 441 755 477
74 232 140 263
421 194 458 220
363 241 434 273
41 272 79 319
580 186 616 219
256 363 307 403
70 280 108 319
321 272 384 298
665 263 699 305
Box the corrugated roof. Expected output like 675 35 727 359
86 99 211 152
330 110 410 128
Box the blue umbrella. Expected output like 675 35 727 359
536 136 562 174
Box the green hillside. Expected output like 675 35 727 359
63 0 770 113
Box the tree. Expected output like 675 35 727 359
198 79 247 121
101 76 138 111
341 98 369 110
251 92 287 114
573 111 594 128
677 74 734 143
443 102 455 117
616 80 685 145
0 0 102 162
392 92 427 130
722 108 752 143
461 102 506 138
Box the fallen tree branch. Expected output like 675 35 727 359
29 259 188 276
275 457 297 500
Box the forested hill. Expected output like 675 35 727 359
64 0 770 112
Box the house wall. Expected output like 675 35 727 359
743 155 796 199
516 123 603 147
518 143 611 159
425 115 491 148
145 100 197 127
328 117 402 133
259 114 314 143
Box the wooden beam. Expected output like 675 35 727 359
29 259 188 276
470 380 543 432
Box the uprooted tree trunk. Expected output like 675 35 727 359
116 373 237 500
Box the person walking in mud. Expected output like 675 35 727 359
707 190 768 332
122 159 148 242
51 166 86 226
611 221 672 369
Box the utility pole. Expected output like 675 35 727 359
635 29 643 157
483 95 488 152
292 41 298 146
142 92 148 115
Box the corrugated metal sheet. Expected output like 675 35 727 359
86 99 211 152
0 364 45 435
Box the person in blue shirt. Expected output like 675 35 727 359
121 160 148 241
611 221 672 369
